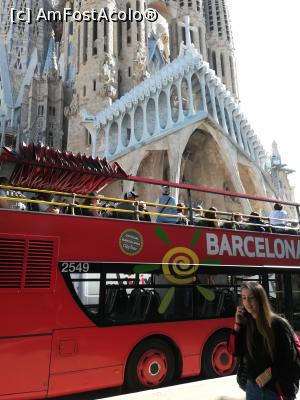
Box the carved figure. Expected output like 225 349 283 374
133 45 149 84
64 92 79 117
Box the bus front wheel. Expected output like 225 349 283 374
202 331 237 378
125 339 175 390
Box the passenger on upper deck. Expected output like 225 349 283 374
176 202 189 225
138 201 151 222
101 202 117 219
116 191 139 220
202 207 220 228
0 177 9 208
29 192 52 212
269 203 288 226
223 212 245 230
156 186 177 224
193 204 204 226
247 211 266 233
47 203 60 214
269 203 289 234
81 192 101 217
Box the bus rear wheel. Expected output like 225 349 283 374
202 331 236 378
125 339 175 390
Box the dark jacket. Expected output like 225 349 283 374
230 315 299 397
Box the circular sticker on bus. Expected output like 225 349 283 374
119 229 144 256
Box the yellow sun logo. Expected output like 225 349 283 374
134 226 218 315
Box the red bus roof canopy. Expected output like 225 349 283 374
0 143 128 194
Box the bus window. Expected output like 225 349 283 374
70 273 101 316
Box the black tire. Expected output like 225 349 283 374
125 338 175 391
201 331 237 378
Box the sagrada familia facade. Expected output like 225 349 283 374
0 0 295 213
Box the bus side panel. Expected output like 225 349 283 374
48 328 124 397
48 319 234 397
0 335 52 398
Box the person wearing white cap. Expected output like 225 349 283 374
156 186 177 224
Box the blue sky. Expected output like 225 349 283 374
227 0 300 203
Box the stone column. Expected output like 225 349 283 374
187 72 195 116
232 110 244 148
165 85 173 129
176 79 185 122
200 74 207 112
142 101 148 139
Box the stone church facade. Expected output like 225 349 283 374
0 0 296 214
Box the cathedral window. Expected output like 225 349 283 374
85 129 92 145
14 47 23 70
83 22 88 63
181 27 186 45
38 105 44 116
118 70 122 98
118 21 122 55
220 53 225 77
179 0 184 8
190 30 194 44
93 80 96 91
32 3 40 37
48 132 54 147
93 20 98 55
128 67 131 77
83 86 86 97
69 22 73 35
229 56 236 95
126 3 131 45
127 128 131 143
212 51 217 74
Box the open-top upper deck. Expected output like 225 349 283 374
0 144 299 271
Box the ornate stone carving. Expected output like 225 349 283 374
100 53 117 99
133 45 150 84
64 92 79 117
160 33 170 62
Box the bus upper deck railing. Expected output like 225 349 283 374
0 182 299 236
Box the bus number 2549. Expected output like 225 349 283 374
61 262 90 273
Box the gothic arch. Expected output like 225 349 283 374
237 163 268 213
135 151 170 202
180 129 242 212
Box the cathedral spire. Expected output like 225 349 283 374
203 0 239 97
48 31 59 79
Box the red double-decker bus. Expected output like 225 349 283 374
0 145 300 399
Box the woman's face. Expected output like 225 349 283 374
241 288 258 318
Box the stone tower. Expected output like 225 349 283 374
64 0 149 154
118 0 148 95
0 0 64 148
270 141 295 203
203 0 238 96
164 0 207 62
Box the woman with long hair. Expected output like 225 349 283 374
230 281 299 399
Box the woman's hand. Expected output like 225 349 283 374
255 368 272 388
235 306 245 324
